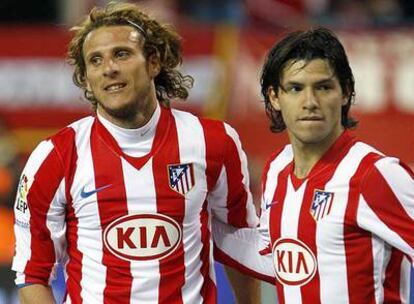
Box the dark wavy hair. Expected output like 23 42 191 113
67 1 193 109
261 27 358 133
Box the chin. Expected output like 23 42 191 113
98 101 139 120
293 129 330 145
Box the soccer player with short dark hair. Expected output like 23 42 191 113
214 28 414 303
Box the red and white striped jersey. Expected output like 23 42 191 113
12 106 258 304
214 131 414 304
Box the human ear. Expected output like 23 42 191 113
85 78 92 92
148 53 161 78
268 86 281 111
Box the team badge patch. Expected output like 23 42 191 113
310 189 334 221
168 163 195 195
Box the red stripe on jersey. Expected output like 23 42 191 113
199 201 217 303
199 119 226 192
153 110 185 304
91 121 132 303
344 152 382 304
24 147 63 284
296 185 321 302
199 118 227 302
223 130 249 227
260 156 272 204
268 163 291 304
52 128 83 302
296 137 354 302
362 161 414 249
383 248 404 303
400 161 414 180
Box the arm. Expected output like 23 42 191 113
207 123 272 300
19 284 55 304
224 266 261 304
208 123 258 228
358 157 414 260
12 140 66 290
213 214 275 283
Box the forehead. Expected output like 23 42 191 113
281 58 336 83
83 25 142 55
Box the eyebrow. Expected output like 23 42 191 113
282 77 336 86
85 45 135 60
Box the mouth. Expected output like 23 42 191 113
299 116 323 121
104 83 127 92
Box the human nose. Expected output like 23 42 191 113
103 58 119 78
303 88 318 110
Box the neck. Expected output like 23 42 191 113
290 128 344 179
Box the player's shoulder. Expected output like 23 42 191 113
48 115 94 142
33 115 94 160
352 140 413 183
171 108 237 138
348 140 387 170
265 144 294 168
171 108 226 128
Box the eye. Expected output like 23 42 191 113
286 85 302 93
88 56 102 66
317 84 333 91
115 50 131 59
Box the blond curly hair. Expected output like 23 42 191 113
67 1 193 109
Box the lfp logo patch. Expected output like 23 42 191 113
168 163 195 195
15 174 33 214
310 189 334 221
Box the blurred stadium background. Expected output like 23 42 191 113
0 0 413 303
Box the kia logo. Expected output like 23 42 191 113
104 213 182 261
272 238 317 286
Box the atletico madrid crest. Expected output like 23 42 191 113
168 163 195 195
310 189 334 221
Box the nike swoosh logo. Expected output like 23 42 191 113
80 184 112 199
265 201 279 210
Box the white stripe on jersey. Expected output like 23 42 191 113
316 142 374 304
172 110 207 304
122 158 160 303
70 117 106 304
13 140 55 284
400 256 411 303
358 197 414 258
259 145 293 252
74 134 106 303
280 180 307 303
209 166 228 221
370 236 387 303
45 177 66 278
261 145 293 211
374 157 414 218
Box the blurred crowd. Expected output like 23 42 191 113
0 121 20 304
0 0 414 28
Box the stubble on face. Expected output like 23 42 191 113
96 80 153 122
